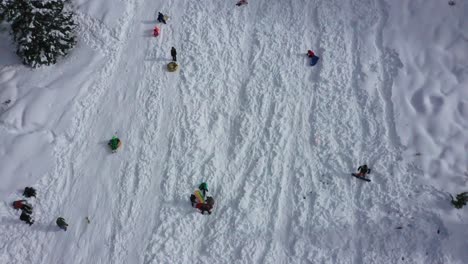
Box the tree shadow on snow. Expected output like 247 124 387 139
0 28 21 67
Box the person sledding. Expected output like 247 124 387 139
23 187 36 198
153 26 160 37
20 211 34 225
157 12 168 24
307 49 320 66
108 136 122 153
56 217 68 231
190 183 215 215
196 196 215 215
198 182 208 198
13 200 33 214
356 164 371 177
351 165 371 182
236 0 248 6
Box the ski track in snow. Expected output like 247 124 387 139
0 0 461 263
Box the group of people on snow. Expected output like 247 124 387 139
14 187 36 225
13 186 69 230
152 12 177 66
153 12 168 37
190 182 215 215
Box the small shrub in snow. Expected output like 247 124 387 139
451 192 468 209
2 0 76 67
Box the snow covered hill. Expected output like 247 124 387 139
0 0 467 263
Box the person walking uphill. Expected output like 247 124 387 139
171 47 177 62
157 12 167 24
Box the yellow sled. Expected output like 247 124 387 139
167 62 178 72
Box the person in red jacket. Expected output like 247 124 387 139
307 50 320 66
196 196 215 215
13 200 33 214
153 26 160 37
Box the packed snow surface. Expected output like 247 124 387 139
0 0 467 263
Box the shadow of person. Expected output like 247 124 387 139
0 217 59 233
99 140 115 154
141 20 156 24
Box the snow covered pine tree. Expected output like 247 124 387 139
2 0 76 67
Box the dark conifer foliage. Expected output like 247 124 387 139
2 0 77 67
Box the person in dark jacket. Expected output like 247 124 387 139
23 187 36 198
206 196 214 206
157 12 167 24
171 47 177 62
20 211 34 225
357 165 371 177
56 217 68 231
190 194 197 207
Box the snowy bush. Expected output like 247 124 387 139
0 1 6 23
451 192 468 209
2 0 76 67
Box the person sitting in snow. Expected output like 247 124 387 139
108 136 121 152
190 194 197 207
13 200 33 214
307 50 315 58
356 164 371 177
157 12 167 24
153 26 160 37
196 196 215 215
236 0 248 6
56 217 68 231
20 211 34 225
23 187 36 198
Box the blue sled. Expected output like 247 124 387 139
310 56 320 66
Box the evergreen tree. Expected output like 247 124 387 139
451 192 468 209
0 0 7 23
2 0 76 67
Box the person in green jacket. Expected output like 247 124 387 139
56 217 68 231
199 182 208 198
108 136 121 153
